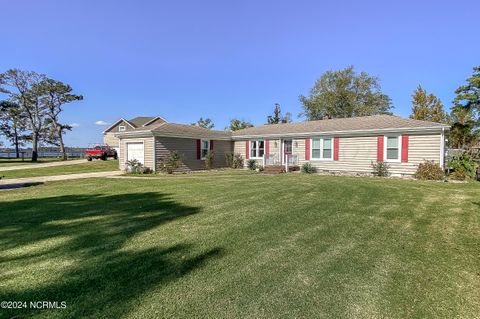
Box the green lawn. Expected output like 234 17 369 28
0 172 479 318
0 157 76 167
0 160 118 179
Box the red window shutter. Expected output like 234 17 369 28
196 139 201 159
377 136 384 161
245 141 249 159
401 135 409 163
210 140 214 150
265 140 269 159
333 137 339 161
305 138 310 160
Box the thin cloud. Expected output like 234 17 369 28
95 120 109 126
70 123 80 128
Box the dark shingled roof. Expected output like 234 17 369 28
128 116 163 127
120 121 232 139
232 115 448 137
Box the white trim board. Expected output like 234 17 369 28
103 118 135 133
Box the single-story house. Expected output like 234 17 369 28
105 114 449 176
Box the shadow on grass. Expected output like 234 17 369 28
0 182 44 191
0 192 222 318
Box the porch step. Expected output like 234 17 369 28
263 165 285 174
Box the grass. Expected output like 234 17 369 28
0 160 118 179
0 157 77 167
0 172 479 318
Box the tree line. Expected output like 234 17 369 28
0 69 83 161
193 66 479 149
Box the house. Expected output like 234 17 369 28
106 117 232 171
103 116 167 152
108 114 449 176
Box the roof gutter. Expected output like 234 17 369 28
231 125 450 140
115 130 232 140
115 130 154 138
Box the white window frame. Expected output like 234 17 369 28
384 135 402 163
250 140 265 159
310 137 334 161
118 125 126 132
200 139 210 160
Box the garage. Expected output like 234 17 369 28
127 142 144 164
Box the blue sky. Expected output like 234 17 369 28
1 0 478 147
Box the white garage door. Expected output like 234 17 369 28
127 142 144 164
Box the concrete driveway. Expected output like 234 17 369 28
0 159 87 171
0 170 123 189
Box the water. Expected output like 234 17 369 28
0 151 85 158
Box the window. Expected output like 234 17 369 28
250 140 264 158
118 126 126 132
323 138 332 159
201 139 209 159
385 136 400 161
311 137 333 160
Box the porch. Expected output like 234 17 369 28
262 153 300 173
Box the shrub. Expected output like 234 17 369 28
247 159 257 170
125 159 153 174
371 161 390 177
448 153 478 180
204 151 215 170
301 162 317 174
225 153 234 168
233 153 244 168
414 161 444 180
159 151 183 174
226 152 244 168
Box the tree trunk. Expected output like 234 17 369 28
57 126 67 160
14 126 20 158
31 132 38 162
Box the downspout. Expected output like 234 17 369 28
440 127 445 169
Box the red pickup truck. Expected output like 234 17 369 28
84 144 118 161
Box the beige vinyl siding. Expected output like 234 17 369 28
266 139 281 162
212 139 234 167
118 137 155 171
104 120 135 148
234 140 270 167
103 132 119 148
236 133 441 176
294 133 441 176
105 120 134 133
388 134 442 175
155 137 232 172
233 140 248 167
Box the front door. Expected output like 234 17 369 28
283 140 292 163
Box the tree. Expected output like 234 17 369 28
0 69 47 161
447 66 480 149
448 106 476 149
282 112 292 124
267 103 281 124
299 66 392 120
191 117 214 129
454 66 480 129
267 103 292 124
0 100 29 158
225 118 253 131
34 79 83 160
410 85 447 123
